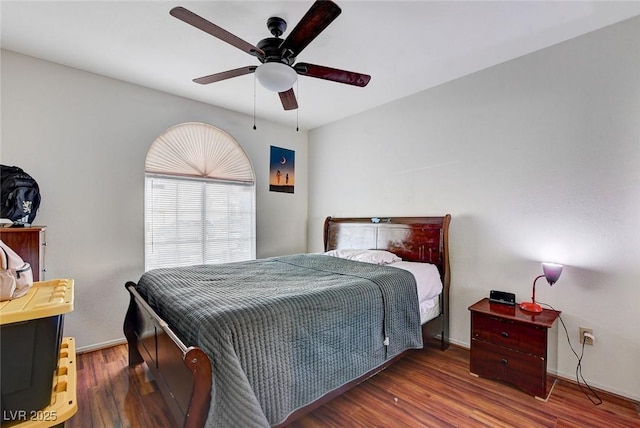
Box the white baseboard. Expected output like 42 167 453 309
76 337 127 354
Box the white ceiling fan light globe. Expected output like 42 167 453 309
255 62 297 92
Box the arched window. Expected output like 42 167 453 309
144 122 255 270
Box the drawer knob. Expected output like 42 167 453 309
501 331 509 338
500 358 508 365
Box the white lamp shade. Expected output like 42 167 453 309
255 62 297 92
542 262 563 285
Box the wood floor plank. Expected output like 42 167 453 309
66 341 639 427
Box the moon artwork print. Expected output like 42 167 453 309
269 146 295 193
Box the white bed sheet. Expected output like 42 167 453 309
387 261 443 325
387 261 443 304
419 295 440 324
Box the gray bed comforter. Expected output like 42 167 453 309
136 253 423 427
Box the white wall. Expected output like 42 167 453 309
308 17 640 401
1 50 308 351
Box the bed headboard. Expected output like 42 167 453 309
323 215 451 288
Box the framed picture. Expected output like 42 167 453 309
269 146 295 193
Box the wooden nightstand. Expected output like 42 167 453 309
468 298 560 400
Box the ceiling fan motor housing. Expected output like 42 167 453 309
257 36 296 65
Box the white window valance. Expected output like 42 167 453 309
145 122 254 183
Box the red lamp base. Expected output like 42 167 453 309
520 301 543 313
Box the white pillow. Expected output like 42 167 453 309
324 249 401 265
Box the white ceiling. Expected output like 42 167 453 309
2 1 640 130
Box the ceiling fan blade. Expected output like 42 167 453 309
170 7 264 57
193 66 257 85
279 89 298 110
279 1 342 59
294 63 371 87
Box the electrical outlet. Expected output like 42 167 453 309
579 327 594 345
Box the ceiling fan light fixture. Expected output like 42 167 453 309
255 62 297 92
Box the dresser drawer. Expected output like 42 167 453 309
472 312 546 357
470 339 547 397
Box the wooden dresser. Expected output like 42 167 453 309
0 226 46 281
468 298 560 400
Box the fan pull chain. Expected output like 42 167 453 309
253 75 257 130
296 80 299 132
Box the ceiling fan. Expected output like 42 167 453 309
170 0 371 111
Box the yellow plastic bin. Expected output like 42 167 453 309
2 337 78 428
0 279 74 423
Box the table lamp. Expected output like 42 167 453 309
520 262 563 313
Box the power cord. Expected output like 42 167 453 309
539 301 603 405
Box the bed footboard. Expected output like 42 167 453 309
124 282 211 428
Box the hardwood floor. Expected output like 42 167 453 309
66 341 639 427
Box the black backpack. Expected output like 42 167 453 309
0 165 41 225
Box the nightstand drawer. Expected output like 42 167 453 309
470 339 547 397
472 312 546 356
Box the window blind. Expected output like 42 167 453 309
145 175 255 270
145 122 254 182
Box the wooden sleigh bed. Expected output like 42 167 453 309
123 215 451 428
